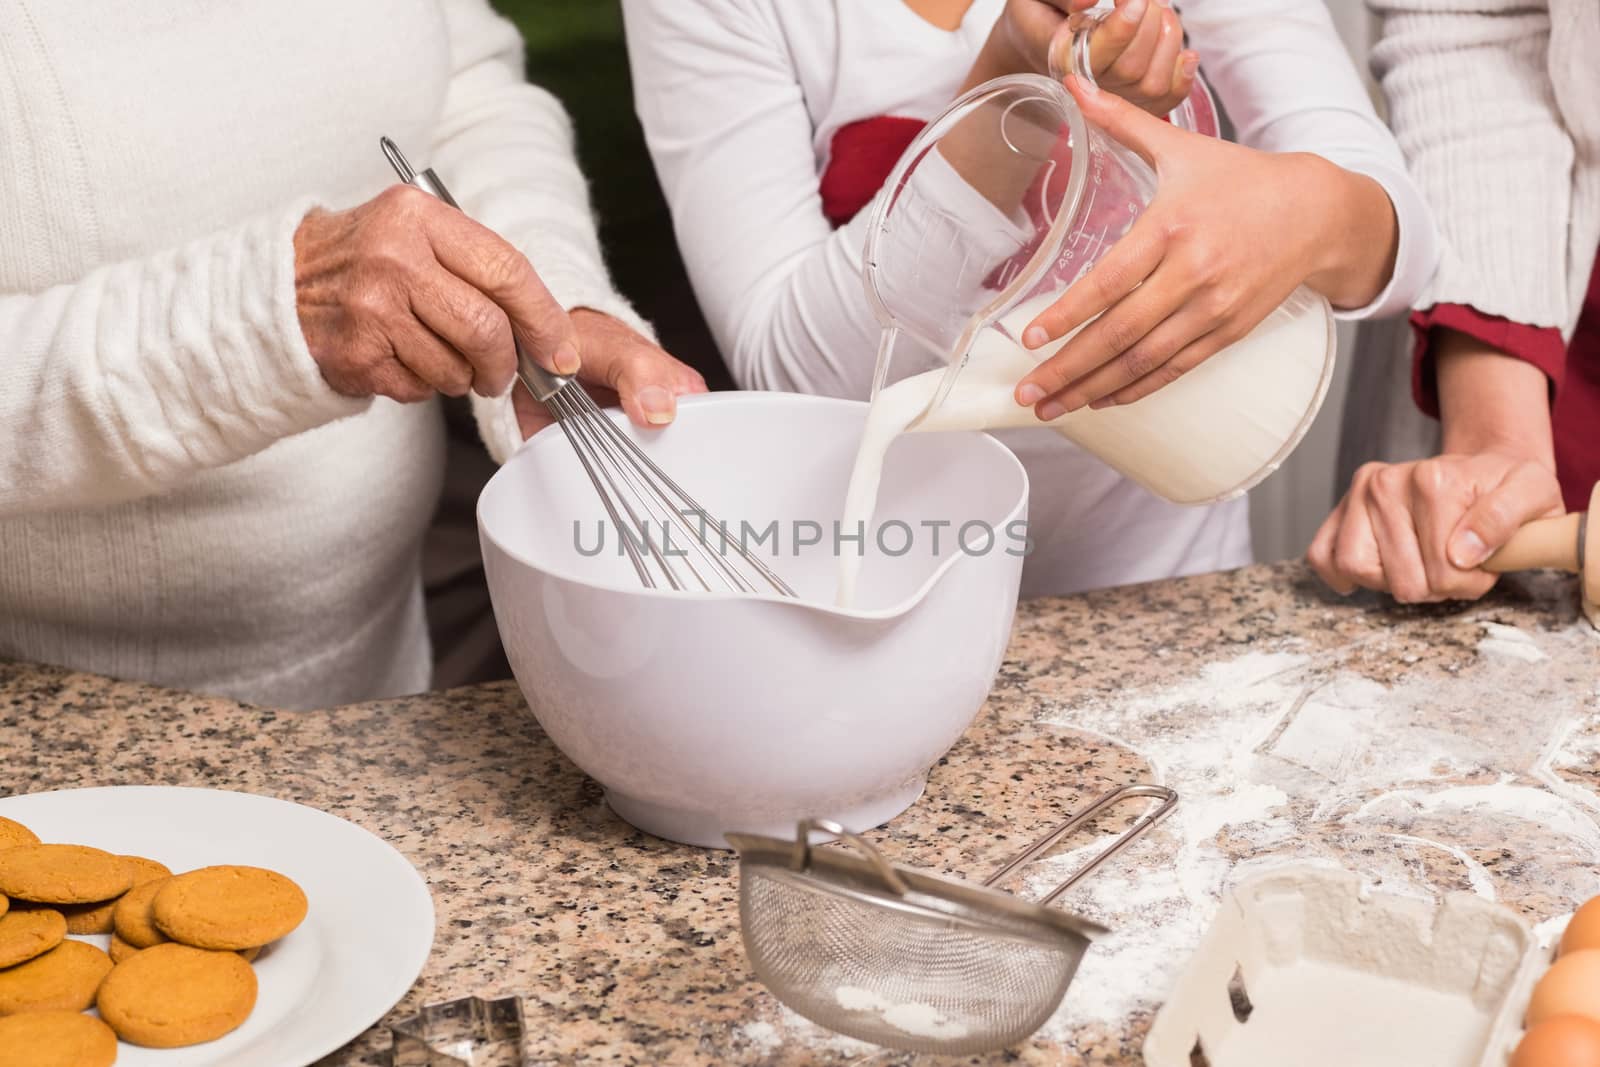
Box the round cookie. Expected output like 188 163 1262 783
57 899 117 936
0 940 112 1015
0 845 131 905
0 909 66 969
111 936 257 965
0 818 38 852
108 932 140 964
153 865 307 951
97 943 257 1048
112 877 170 949
57 855 171 936
0 1010 118 1067
123 855 172 886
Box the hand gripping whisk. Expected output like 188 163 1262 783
381 138 794 596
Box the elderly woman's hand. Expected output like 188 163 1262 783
513 310 709 439
293 184 579 403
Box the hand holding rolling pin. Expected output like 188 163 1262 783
1309 330 1593 619
1308 453 1566 603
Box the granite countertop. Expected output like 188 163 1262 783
4 561 1598 1065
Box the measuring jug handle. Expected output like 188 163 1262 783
1047 9 1219 137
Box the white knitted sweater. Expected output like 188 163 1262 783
0 0 646 708
1371 0 1600 335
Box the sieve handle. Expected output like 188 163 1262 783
792 818 910 896
982 784 1177 906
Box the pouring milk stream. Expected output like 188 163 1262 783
835 65 1335 608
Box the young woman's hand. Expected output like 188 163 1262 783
513 310 708 439
983 0 1195 117
1307 453 1563 602
1012 78 1398 418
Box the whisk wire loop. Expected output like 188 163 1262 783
381 137 795 598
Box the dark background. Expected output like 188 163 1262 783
496 0 731 389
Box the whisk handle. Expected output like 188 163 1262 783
378 137 572 403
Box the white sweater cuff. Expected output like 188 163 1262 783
1326 160 1440 322
253 198 373 426
471 238 652 465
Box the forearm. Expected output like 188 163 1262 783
0 201 362 515
1434 328 1556 466
960 27 1027 95
1297 154 1400 312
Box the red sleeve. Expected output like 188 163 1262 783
1409 305 1567 418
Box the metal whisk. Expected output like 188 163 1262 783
381 138 794 596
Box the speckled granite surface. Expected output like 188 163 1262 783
2 562 1597 1066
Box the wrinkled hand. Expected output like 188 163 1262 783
294 185 579 403
1013 78 1367 418
992 0 1195 116
513 310 708 440
1307 453 1564 603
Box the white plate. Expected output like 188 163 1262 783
0 786 434 1066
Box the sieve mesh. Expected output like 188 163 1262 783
740 867 1080 1055
731 785 1177 1055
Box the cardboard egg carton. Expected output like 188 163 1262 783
1144 866 1568 1067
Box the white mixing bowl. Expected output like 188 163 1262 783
477 392 1027 848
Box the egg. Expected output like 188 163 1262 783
1530 950 1600 1028
1563 898 1600 957
1513 1016 1600 1067
1515 1016 1600 1067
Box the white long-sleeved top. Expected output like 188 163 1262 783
621 0 1437 597
1370 0 1599 336
0 0 645 708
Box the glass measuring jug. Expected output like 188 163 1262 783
862 72 1154 411
859 75 1336 505
1053 3 1220 139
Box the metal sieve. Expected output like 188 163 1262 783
728 784 1177 1055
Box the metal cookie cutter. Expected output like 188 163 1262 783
389 996 527 1067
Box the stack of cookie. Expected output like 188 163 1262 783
0 814 308 1066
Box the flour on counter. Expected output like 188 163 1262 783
1029 623 1600 1037
1478 621 1549 662
736 1020 781 1054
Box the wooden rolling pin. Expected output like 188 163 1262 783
1484 482 1598 628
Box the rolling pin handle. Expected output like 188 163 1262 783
1482 512 1584 574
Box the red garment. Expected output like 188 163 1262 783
819 116 928 228
820 114 1141 299
1411 254 1600 513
